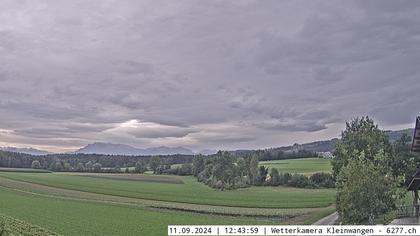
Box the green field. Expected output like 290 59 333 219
0 167 336 235
0 187 263 236
0 214 61 236
259 158 332 174
0 172 335 208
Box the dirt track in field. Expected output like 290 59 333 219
0 176 331 221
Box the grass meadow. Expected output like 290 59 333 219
0 158 336 235
259 158 332 174
0 172 335 209
0 187 264 236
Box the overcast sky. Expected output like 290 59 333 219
0 0 419 152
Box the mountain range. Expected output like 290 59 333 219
1 128 415 156
74 142 195 156
0 147 51 156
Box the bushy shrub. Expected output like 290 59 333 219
288 174 309 188
92 163 102 172
31 160 41 169
49 161 63 171
270 168 280 186
309 172 335 188
154 165 171 174
134 161 147 173
179 163 193 175
75 162 85 172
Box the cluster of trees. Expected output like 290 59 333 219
38 159 105 173
189 151 334 190
192 152 258 190
333 116 419 224
268 171 334 188
254 167 334 188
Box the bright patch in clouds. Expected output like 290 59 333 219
105 119 196 139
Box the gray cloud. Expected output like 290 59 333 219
0 0 419 152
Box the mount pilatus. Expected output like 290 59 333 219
0 147 51 156
75 142 194 156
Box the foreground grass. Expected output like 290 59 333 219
0 214 61 236
0 172 335 208
0 188 270 236
259 158 332 174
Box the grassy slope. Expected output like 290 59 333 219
0 188 265 236
259 158 332 174
0 172 335 208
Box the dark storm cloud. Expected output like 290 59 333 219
0 0 419 152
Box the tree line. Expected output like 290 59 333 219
230 149 318 161
0 147 319 174
0 152 194 173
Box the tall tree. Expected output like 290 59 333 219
249 155 259 185
334 117 399 224
237 157 247 177
270 168 280 186
336 153 398 224
192 155 205 177
332 116 391 178
149 156 161 174
389 134 420 186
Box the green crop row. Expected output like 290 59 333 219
0 215 61 236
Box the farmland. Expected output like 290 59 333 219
259 158 332 174
0 158 336 236
0 187 264 236
0 172 335 208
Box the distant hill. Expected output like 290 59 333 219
277 128 415 153
2 128 414 156
0 147 51 156
230 128 415 155
197 149 218 155
75 142 194 156
274 139 339 153
385 128 414 142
